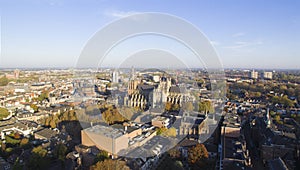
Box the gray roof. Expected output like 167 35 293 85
84 125 124 139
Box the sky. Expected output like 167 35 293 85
0 0 300 69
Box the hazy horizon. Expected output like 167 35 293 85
1 0 299 69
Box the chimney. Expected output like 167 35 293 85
124 126 128 134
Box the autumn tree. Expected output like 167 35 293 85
90 159 130 170
163 127 177 137
156 127 167 135
168 147 181 159
30 104 39 112
165 102 181 112
102 107 127 125
173 104 180 111
165 102 172 112
188 144 209 164
20 138 29 147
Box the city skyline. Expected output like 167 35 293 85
0 0 300 69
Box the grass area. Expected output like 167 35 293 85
0 108 10 120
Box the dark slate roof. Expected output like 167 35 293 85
137 84 154 91
35 127 58 139
268 157 289 170
169 86 181 93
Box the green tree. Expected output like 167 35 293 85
38 91 49 102
156 127 167 135
5 136 20 146
54 143 67 161
198 101 214 114
13 158 23 170
0 108 10 120
32 146 47 157
0 76 9 86
94 150 109 163
28 146 49 170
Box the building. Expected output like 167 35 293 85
125 84 155 110
81 125 129 155
151 116 170 128
178 113 208 139
128 80 138 95
263 71 273 80
249 70 258 79
14 69 20 79
34 127 58 140
112 71 119 83
153 75 160 82
218 112 251 170
81 124 142 155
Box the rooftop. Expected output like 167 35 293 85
268 157 289 170
84 125 125 139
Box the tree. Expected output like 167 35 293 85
168 147 181 159
274 115 281 123
165 102 172 112
30 104 38 112
163 127 177 137
1 142 6 152
94 150 109 163
14 133 21 139
272 95 295 108
54 143 67 161
0 108 10 120
5 135 20 146
49 118 57 128
32 146 47 157
90 159 130 170
0 77 9 86
20 138 29 147
173 104 180 111
198 101 214 114
28 146 50 170
38 91 48 102
188 144 209 164
102 107 127 125
13 158 23 170
156 127 167 135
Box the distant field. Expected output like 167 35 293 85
0 108 10 120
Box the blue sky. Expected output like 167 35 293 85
0 0 299 69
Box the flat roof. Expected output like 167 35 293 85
84 125 124 139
